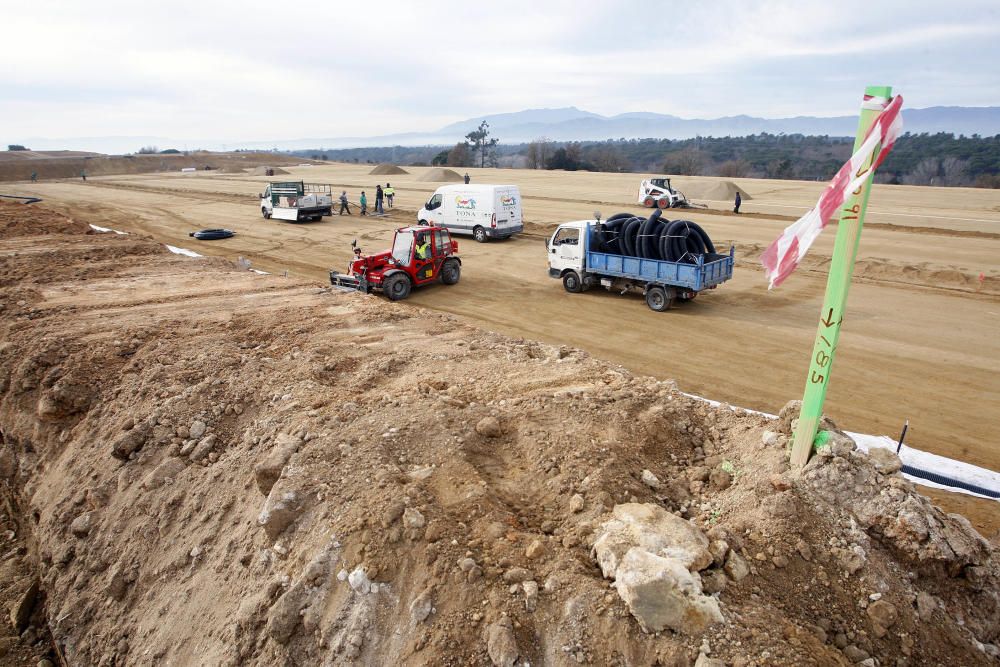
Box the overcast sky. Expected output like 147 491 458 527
3 0 999 148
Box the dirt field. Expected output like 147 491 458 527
5 165 999 530
1 200 997 666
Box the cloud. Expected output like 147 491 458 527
2 0 998 148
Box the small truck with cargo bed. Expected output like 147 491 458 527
259 181 333 222
547 211 733 311
330 225 461 301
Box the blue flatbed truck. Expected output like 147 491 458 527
546 218 734 311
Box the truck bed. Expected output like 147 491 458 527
586 247 734 291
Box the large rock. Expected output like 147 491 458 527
258 486 310 541
266 582 308 644
866 447 903 474
111 424 149 460
142 457 186 489
254 433 302 495
593 503 713 577
612 548 723 634
484 617 520 667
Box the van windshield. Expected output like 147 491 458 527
392 232 414 266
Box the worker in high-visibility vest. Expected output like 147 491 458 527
415 235 430 260
385 183 395 208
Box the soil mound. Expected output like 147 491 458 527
680 180 752 202
252 166 290 176
0 203 997 666
417 167 463 182
369 164 409 175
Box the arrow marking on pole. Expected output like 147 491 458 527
820 309 836 327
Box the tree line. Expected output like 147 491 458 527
287 131 1000 188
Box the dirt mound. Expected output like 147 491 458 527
369 164 409 175
0 203 997 666
680 180 752 202
252 166 290 176
0 200 92 237
417 167 463 182
0 153 300 182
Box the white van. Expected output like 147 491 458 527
417 184 523 242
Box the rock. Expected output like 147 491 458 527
475 416 502 438
701 569 728 594
410 587 433 623
503 567 532 584
9 579 38 633
188 434 217 462
709 469 732 491
772 554 789 568
403 507 426 529
111 424 149 460
569 493 585 513
641 469 661 489
723 550 749 582
695 654 726 667
258 487 308 541
867 447 903 474
458 558 477 572
770 474 792 492
593 503 713 578
106 565 130 601
142 457 186 489
348 567 371 594
70 512 93 538
525 539 545 559
708 540 729 566
843 644 869 663
266 582 308 644
254 433 301 495
484 617 519 667
867 599 898 636
761 430 780 447
189 419 207 440
915 591 937 621
382 501 405 528
522 580 539 612
612 548 723 634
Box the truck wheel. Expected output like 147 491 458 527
646 286 674 312
262 208 271 219
473 226 488 243
382 273 412 301
440 259 461 285
563 271 583 293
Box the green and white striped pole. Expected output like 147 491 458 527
789 85 892 467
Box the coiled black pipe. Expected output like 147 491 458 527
0 195 42 204
600 212 717 263
900 464 1000 499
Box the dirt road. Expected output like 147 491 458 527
11 166 1000 482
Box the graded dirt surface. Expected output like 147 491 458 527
4 165 999 536
1 201 998 666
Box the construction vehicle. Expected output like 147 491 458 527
330 225 461 301
259 181 333 222
547 211 733 311
637 177 689 209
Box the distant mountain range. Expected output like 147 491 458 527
15 106 1000 154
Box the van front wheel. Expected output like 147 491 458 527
473 226 488 243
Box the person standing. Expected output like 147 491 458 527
733 191 742 214
375 185 384 215
464 172 470 184
81 170 87 181
30 171 37 183
339 191 351 215
359 191 368 216
385 183 394 208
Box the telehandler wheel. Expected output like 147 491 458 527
383 273 412 301
645 286 674 312
473 226 488 243
440 259 461 285
562 271 583 293
262 208 271 219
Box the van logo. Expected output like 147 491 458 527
500 195 517 207
455 196 476 209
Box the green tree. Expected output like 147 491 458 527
7 144 28 151
465 121 499 168
447 142 471 168
432 149 449 166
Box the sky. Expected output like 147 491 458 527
3 0 999 150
